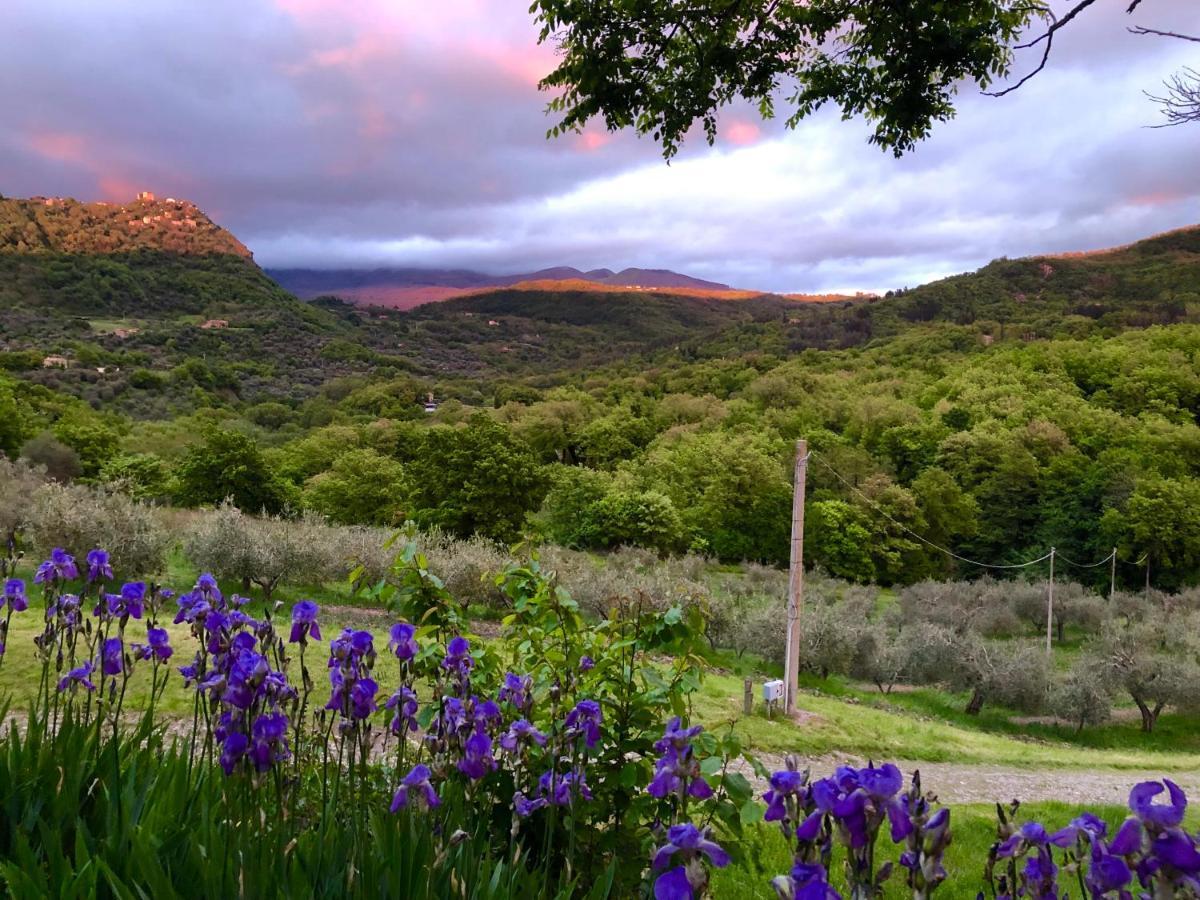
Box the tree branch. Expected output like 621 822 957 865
1128 25 1200 42
986 0 1102 98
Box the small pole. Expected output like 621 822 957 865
743 678 753 716
1110 548 1117 599
785 439 808 714
1045 547 1055 656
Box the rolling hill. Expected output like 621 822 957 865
268 264 735 309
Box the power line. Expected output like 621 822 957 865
810 452 1053 571
1056 548 1117 569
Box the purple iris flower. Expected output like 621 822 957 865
57 659 96 692
1153 832 1200 874
101 637 124 676
778 862 843 900
388 621 418 661
474 697 502 729
119 582 146 619
134 627 173 662
390 763 440 812
499 718 548 752
763 769 823 839
457 727 497 780
539 769 593 806
514 792 548 818
1110 818 1144 855
579 655 595 672
195 573 222 602
498 672 532 711
219 731 249 775
1130 780 1187 829
654 866 693 900
647 717 712 801
86 548 114 583
564 699 603 749
441 636 474 676
35 548 78 584
385 685 419 735
350 677 379 720
1086 841 1133 896
652 823 730 872
289 600 321 643
2 579 27 612
249 712 290 771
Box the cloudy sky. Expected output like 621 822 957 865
0 1 1196 293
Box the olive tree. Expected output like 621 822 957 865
28 481 171 578
1084 619 1200 733
183 505 342 603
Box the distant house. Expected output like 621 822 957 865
137 191 156 202
112 327 141 339
42 355 69 369
423 393 438 414
487 320 500 327
200 319 229 330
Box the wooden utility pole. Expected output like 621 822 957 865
785 439 808 714
1110 548 1117 599
1045 547 1055 656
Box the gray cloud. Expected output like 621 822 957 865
0 0 1196 293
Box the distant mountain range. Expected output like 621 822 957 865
267 265 736 309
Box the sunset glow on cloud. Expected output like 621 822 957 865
0 0 1196 292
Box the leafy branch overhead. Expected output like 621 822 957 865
531 0 1194 157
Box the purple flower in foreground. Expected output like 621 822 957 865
2 579 27 612
390 763 440 812
514 791 547 818
773 862 842 900
648 717 712 801
385 685 419 736
219 731 249 775
249 712 290 771
388 621 418 662
289 600 321 644
86 548 114 583
654 866 693 900
458 728 497 780
542 769 593 806
57 659 96 693
499 718 548 753
653 823 730 872
497 672 531 711
101 637 124 676
441 636 474 676
35 548 78 584
1130 780 1187 829
135 627 173 662
350 677 379 720
195 572 221 601
564 699 603 749
579 655 595 672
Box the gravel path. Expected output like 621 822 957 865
735 753 1200 806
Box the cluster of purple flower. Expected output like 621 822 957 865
991 779 1200 900
762 760 951 900
646 718 728 900
0 577 29 660
176 573 293 775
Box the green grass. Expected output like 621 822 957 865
693 672 1200 772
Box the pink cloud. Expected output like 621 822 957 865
26 129 87 164
725 120 762 146
575 130 612 153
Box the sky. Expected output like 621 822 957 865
0 1 1196 294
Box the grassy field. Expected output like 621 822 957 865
712 800 1200 899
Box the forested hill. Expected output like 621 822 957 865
0 194 297 318
872 225 1200 338
0 195 251 257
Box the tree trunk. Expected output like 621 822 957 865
1134 697 1159 733
965 688 985 715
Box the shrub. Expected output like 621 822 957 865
1050 659 1114 732
20 431 82 482
172 428 299 514
27 482 170 577
182 505 342 600
303 448 408 526
0 457 43 555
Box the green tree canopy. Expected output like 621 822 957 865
172 428 298 515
